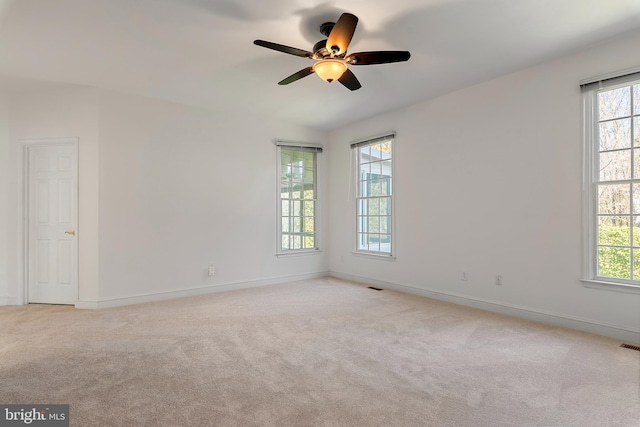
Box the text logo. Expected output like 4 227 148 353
1 405 69 427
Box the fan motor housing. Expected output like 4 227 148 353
314 21 337 58
313 39 330 57
319 22 335 37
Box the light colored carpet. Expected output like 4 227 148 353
0 277 638 426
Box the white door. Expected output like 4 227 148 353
27 143 78 304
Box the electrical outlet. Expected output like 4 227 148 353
495 275 502 286
461 271 468 281
208 265 215 276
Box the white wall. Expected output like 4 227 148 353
2 86 329 307
96 91 328 304
328 29 640 342
6 86 100 303
0 91 9 303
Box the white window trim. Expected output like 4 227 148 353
275 141 323 257
351 132 396 260
581 69 640 292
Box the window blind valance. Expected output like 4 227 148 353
275 140 323 153
350 133 395 149
580 66 640 92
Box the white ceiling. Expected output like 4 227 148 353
1 0 640 129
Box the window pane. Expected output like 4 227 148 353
369 198 380 215
292 165 303 181
304 217 314 233
358 199 367 216
303 151 314 165
281 163 291 179
599 149 631 181
598 216 630 245
304 200 314 217
370 161 382 176
634 184 640 214
380 234 391 253
359 146 370 163
360 162 371 177
599 119 631 151
382 160 392 178
380 141 392 160
291 186 302 199
278 147 317 253
589 82 640 284
370 143 382 160
367 236 380 252
280 181 291 195
304 168 314 184
281 149 293 165
282 217 290 233
304 235 314 249
598 183 630 214
598 246 630 279
598 87 631 120
369 180 382 196
303 185 314 199
634 216 640 247
361 179 369 197
281 235 291 250
292 201 301 216
368 217 380 233
357 233 368 250
355 139 393 255
380 216 390 234
282 200 290 216
368 179 389 197
379 198 389 215
358 216 369 232
634 249 640 279
292 150 303 164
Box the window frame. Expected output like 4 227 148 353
276 142 322 256
352 133 396 259
582 70 640 294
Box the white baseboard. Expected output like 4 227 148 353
0 297 19 306
75 271 330 310
330 271 640 344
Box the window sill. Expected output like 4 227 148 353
352 251 396 261
581 279 640 295
276 249 322 258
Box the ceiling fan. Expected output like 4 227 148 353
253 13 410 91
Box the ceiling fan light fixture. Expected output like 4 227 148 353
254 12 410 91
312 59 347 83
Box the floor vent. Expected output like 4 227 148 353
620 343 640 352
367 286 383 291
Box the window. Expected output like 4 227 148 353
277 143 320 254
352 134 394 256
583 70 640 289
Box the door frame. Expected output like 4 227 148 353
21 138 79 305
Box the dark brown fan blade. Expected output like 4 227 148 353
278 67 315 85
254 40 315 58
338 69 361 91
345 51 411 65
327 13 358 56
